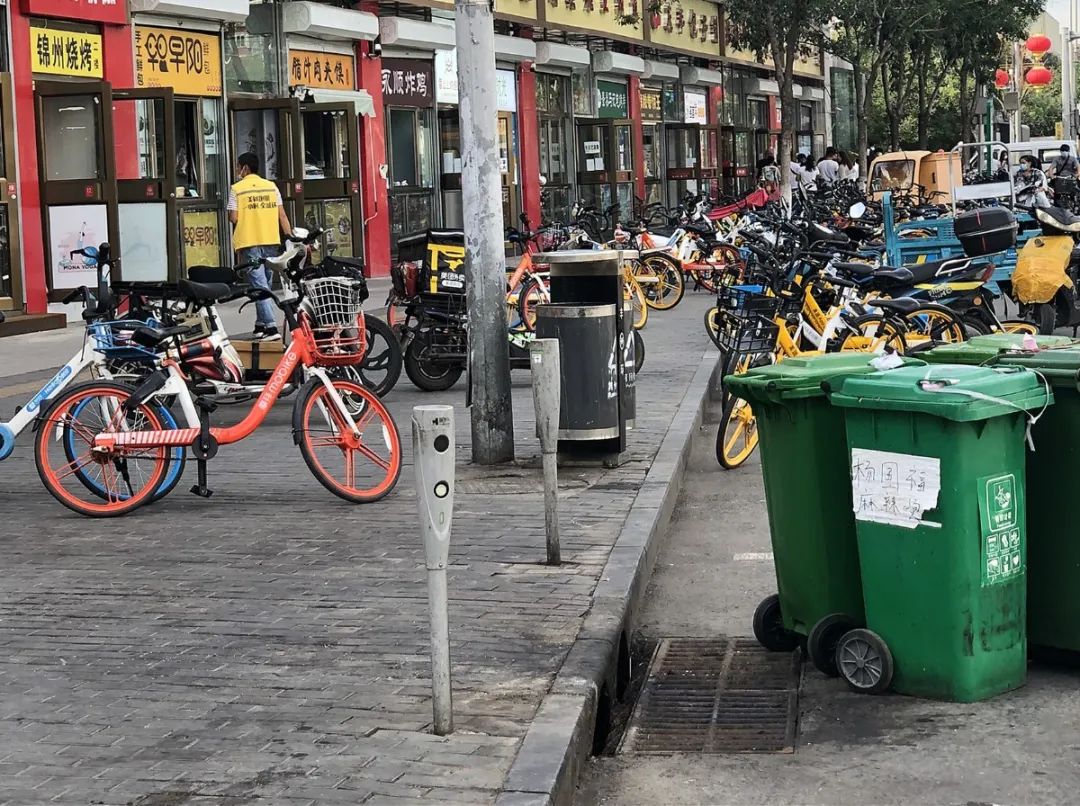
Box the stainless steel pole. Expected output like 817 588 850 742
530 338 561 565
455 0 515 464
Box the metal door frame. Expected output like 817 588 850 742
298 101 363 258
35 80 117 300
229 97 303 237
0 74 23 310
113 87 181 280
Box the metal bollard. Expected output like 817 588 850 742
412 405 456 735
530 339 561 565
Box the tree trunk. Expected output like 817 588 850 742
853 62 869 180
916 54 930 149
958 68 972 146
780 76 797 210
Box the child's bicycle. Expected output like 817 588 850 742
34 271 401 517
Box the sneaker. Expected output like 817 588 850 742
253 323 266 338
259 326 281 341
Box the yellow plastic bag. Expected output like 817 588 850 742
1013 235 1074 303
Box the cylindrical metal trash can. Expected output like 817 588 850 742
536 303 622 456
546 249 622 306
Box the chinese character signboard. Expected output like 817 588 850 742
30 27 102 78
597 80 628 119
289 50 355 91
381 59 434 107
23 0 127 26
640 89 663 121
181 209 221 269
135 27 222 96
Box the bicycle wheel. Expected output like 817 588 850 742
705 306 722 349
35 381 170 517
716 395 758 470
356 315 403 397
638 253 685 310
624 277 648 330
518 276 548 331
294 377 402 503
839 315 907 354
65 395 186 503
903 306 966 348
1002 319 1039 335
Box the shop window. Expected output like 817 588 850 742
233 108 289 181
642 125 661 181
663 86 680 121
113 98 165 182
0 208 10 300
224 22 279 95
42 95 101 181
302 108 350 180
799 103 814 132
615 125 632 172
749 99 767 130
439 110 461 178
537 74 566 115
572 72 592 116
388 107 433 188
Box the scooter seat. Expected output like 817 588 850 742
178 279 233 305
1036 205 1080 232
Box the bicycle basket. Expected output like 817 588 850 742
89 319 160 360
716 286 782 321
302 277 367 328
714 310 780 355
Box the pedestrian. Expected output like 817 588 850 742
228 152 293 340
837 151 860 183
790 152 817 193
755 149 774 176
816 147 841 186
994 150 1011 181
1049 144 1079 179
759 152 781 200
1014 155 1052 208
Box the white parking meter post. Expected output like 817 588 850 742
530 339 561 565
412 405 456 736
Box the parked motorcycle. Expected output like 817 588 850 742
1004 206 1080 335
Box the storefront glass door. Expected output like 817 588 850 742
387 106 435 246
230 98 302 241
576 118 633 225
35 80 117 297
642 123 663 207
112 88 178 281
0 75 21 310
665 124 701 205
299 103 362 259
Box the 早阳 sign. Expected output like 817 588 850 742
289 50 355 91
135 27 222 96
31 27 102 78
181 209 220 269
22 0 127 26
382 59 434 107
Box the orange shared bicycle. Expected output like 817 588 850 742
35 274 402 517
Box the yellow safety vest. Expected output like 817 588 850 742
231 174 281 250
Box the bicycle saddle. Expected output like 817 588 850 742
188 265 237 284
833 261 877 277
867 297 924 315
130 324 194 348
178 279 233 305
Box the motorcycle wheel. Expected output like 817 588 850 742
404 331 463 392
1036 302 1057 336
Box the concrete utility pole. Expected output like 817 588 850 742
455 0 515 464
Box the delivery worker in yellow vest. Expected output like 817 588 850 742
228 152 293 340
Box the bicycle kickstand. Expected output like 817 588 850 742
190 398 219 499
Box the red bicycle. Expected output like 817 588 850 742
35 273 402 517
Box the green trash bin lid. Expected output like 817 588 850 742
923 334 1078 366
726 353 888 402
830 363 1053 422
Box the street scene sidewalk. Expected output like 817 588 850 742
0 295 714 804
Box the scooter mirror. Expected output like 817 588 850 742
849 202 867 220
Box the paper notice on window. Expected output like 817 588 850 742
851 448 941 529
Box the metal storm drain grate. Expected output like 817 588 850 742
619 637 801 754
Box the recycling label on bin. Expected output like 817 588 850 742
978 473 1025 586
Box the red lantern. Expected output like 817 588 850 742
1025 65 1053 86
994 68 1010 89
1026 34 1052 56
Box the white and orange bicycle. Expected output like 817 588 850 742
34 270 402 517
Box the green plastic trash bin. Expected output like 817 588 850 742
726 353 901 676
920 334 1078 365
830 363 1053 701
926 338 1080 658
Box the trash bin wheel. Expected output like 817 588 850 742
807 613 858 677
752 593 799 652
835 628 894 694
633 329 645 374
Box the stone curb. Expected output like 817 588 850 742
497 349 720 806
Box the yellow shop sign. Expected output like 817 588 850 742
135 27 223 97
30 27 103 78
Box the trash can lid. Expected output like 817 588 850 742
830 363 1053 422
725 352 889 401
922 333 1078 366
544 249 621 276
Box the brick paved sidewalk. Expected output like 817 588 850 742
0 295 714 805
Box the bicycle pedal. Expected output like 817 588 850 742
189 484 214 499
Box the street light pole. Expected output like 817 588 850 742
454 0 515 464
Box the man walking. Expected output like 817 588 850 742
228 152 293 340
816 147 841 186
